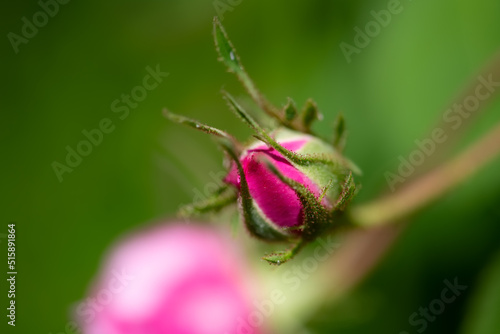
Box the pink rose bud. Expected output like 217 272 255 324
75 223 262 334
164 18 360 264
224 128 345 232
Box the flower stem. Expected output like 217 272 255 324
350 122 500 227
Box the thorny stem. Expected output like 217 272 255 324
350 121 500 227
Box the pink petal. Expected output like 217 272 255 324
225 139 325 228
77 223 262 334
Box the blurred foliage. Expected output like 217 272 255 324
1 0 500 333
461 249 500 334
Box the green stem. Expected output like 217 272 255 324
350 122 500 227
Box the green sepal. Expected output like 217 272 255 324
283 97 298 122
164 109 230 139
301 98 321 132
179 185 237 217
213 16 243 76
223 92 337 168
264 160 332 242
332 112 347 152
223 91 262 131
334 172 356 212
164 109 242 154
213 17 280 121
341 157 362 176
218 138 290 242
318 179 334 203
243 203 292 242
262 241 307 266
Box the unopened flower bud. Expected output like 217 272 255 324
224 128 349 236
165 17 360 264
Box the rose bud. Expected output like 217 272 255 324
223 126 351 235
75 223 263 334
163 17 360 264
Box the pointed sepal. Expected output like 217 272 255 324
332 112 347 152
213 17 280 120
164 109 230 139
262 241 306 266
334 172 356 212
179 185 237 217
218 138 290 242
164 109 242 154
263 159 332 241
283 97 298 122
223 92 336 168
301 98 322 132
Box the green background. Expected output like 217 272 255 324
2 0 500 333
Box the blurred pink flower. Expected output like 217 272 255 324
76 222 262 334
